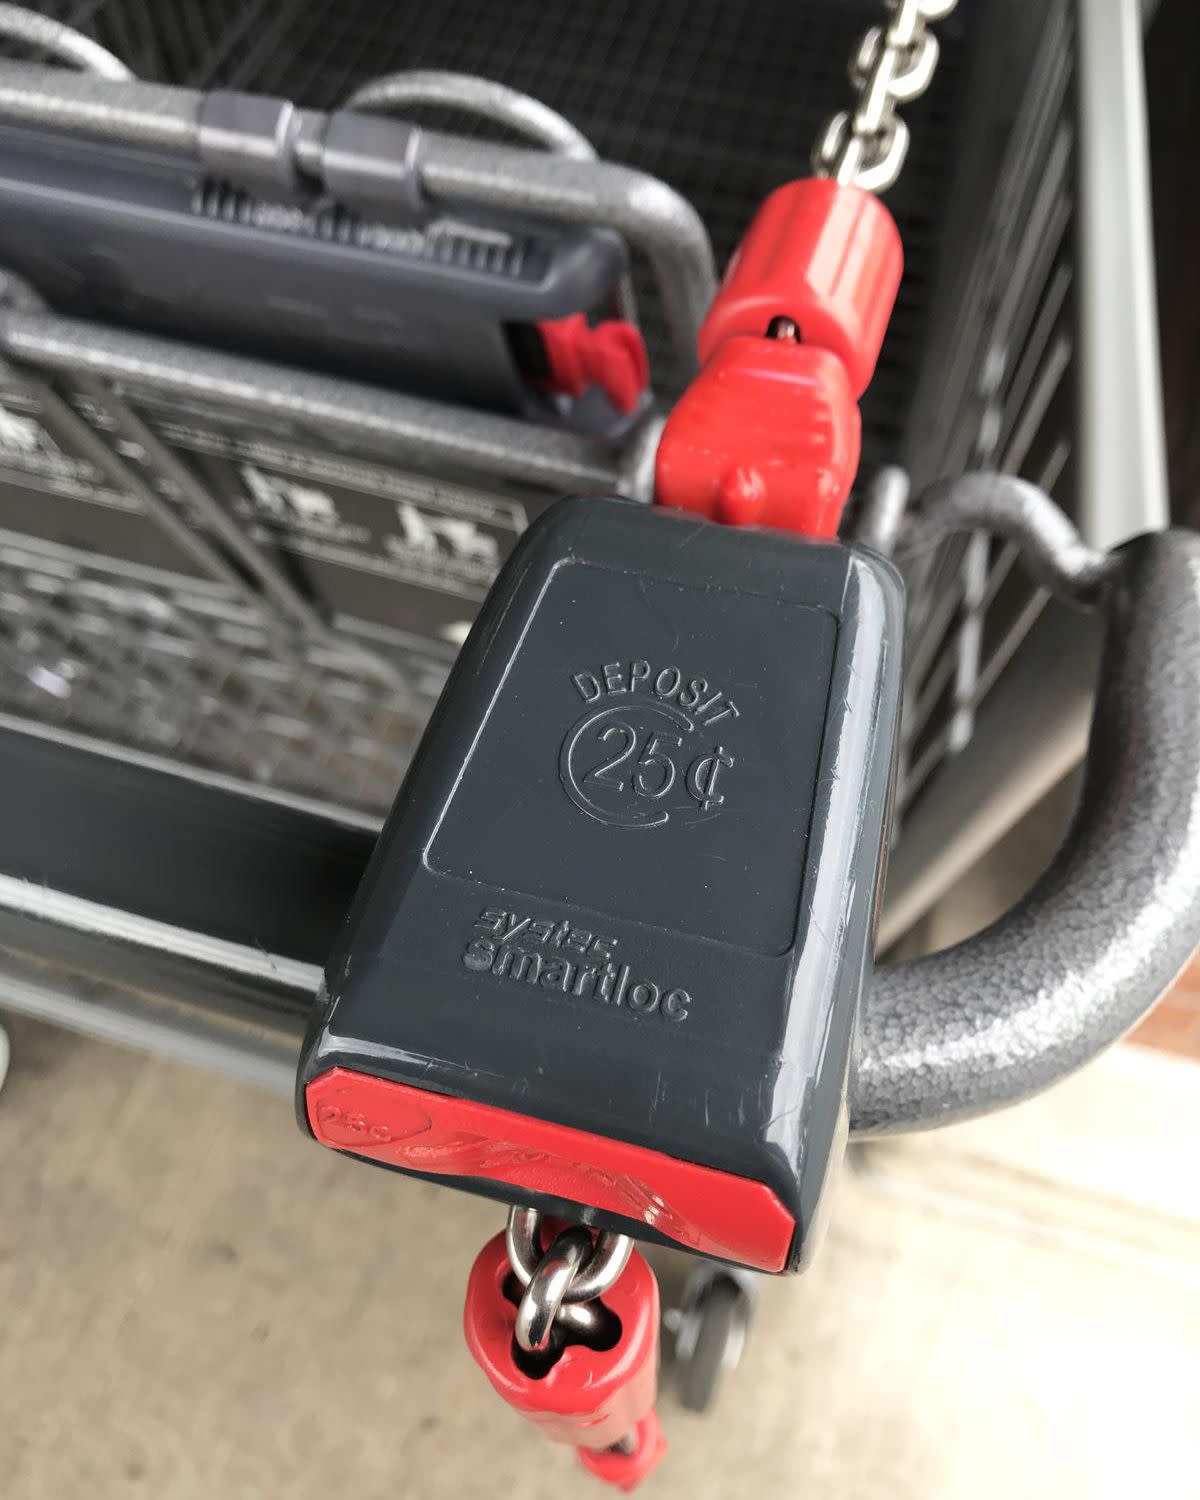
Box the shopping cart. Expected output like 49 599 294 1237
0 0 1194 1434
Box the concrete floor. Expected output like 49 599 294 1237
1 1013 1197 1499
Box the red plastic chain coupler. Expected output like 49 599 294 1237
656 176 904 536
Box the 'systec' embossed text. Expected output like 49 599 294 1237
462 907 691 1022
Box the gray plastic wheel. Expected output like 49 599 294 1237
676 1276 747 1413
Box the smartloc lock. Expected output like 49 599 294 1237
299 497 903 1273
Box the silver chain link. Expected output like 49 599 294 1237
812 0 958 194
506 1206 633 1353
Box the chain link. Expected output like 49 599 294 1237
812 0 957 194
512 1226 596 1353
506 1206 633 1352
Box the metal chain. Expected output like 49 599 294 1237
812 0 957 194
506 1206 633 1352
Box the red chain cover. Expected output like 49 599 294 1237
654 337 859 536
698 177 903 398
463 1230 665 1487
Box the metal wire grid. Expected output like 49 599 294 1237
0 527 433 808
897 0 1075 818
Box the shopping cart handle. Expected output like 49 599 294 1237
851 527 1200 1134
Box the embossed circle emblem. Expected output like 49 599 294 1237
560 701 735 829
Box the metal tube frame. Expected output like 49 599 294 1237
0 306 639 497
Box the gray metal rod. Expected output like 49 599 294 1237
899 473 1116 602
0 61 200 147
346 70 597 160
417 132 716 371
1075 0 1168 546
69 374 330 639
856 530 1200 1133
0 309 624 494
0 4 132 80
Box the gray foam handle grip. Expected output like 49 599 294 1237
852 528 1200 1134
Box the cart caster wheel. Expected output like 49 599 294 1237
673 1271 753 1413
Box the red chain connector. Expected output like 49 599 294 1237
463 1224 666 1491
654 334 859 536
656 177 903 537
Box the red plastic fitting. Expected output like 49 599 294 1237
536 314 650 414
307 1067 795 1272
655 177 901 536
578 1412 667 1493
463 1230 666 1490
698 177 903 399
654 337 860 537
